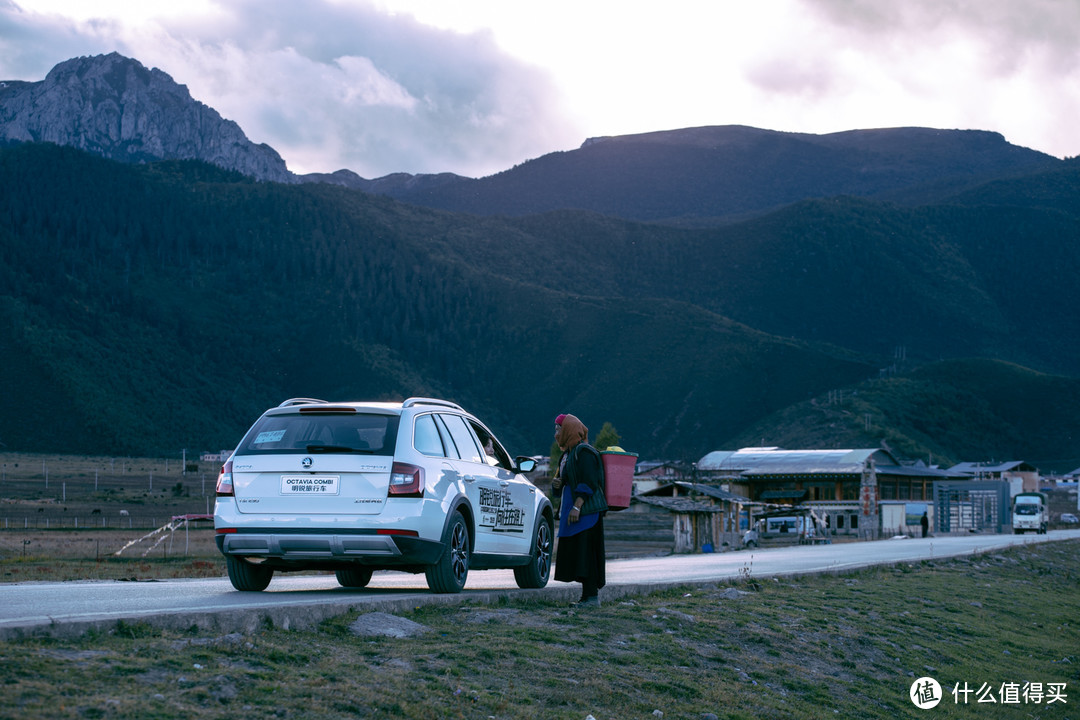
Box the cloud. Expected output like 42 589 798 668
0 0 111 76
807 0 1080 60
0 0 578 177
732 0 1080 158
801 0 1080 79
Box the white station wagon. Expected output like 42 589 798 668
214 397 553 593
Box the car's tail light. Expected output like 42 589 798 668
216 460 234 497
388 462 423 497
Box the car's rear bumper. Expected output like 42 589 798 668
215 529 444 567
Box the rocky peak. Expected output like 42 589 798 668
0 53 293 183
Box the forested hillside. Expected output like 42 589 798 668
2 143 1078 466
726 359 1080 470
0 144 873 458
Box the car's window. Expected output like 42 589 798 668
440 414 484 464
432 414 459 459
413 414 446 457
468 420 512 469
236 412 399 455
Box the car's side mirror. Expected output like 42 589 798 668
515 456 536 473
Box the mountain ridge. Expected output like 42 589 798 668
0 53 293 183
0 53 1064 225
378 124 1060 223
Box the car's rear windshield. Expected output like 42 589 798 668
235 412 400 455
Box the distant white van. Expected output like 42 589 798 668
755 515 816 539
1012 492 1048 534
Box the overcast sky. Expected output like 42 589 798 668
2 0 1078 178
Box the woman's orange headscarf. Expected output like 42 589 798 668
555 413 588 451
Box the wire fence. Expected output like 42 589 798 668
0 454 220 533
1 514 211 531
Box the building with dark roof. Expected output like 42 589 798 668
947 461 1040 492
695 447 964 539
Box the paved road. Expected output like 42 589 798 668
2 530 1077 639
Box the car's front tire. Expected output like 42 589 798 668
336 567 374 588
514 514 552 589
426 510 469 593
226 555 273 591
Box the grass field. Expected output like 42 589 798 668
0 527 222 582
0 452 224 582
1 540 1077 719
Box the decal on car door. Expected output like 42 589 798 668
478 485 525 534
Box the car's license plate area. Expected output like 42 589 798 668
279 475 340 495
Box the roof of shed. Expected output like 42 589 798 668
673 482 751 504
636 496 726 514
697 447 900 475
876 464 966 479
947 461 1038 475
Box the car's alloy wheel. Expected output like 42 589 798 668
426 510 469 593
514 514 552 589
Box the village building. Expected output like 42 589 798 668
634 482 751 553
690 447 968 539
632 460 691 494
947 461 1040 493
612 448 1050 554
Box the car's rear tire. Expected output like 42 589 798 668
426 510 469 593
514 514 552 589
336 567 374 588
226 555 273 591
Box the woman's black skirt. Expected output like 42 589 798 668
554 517 606 588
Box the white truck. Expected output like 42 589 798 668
1012 492 1048 534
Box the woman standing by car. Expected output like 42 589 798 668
552 413 606 607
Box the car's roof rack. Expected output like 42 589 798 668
278 398 329 407
402 397 464 411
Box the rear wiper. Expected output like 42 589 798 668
305 444 375 454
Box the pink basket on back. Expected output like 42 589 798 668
600 451 637 511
